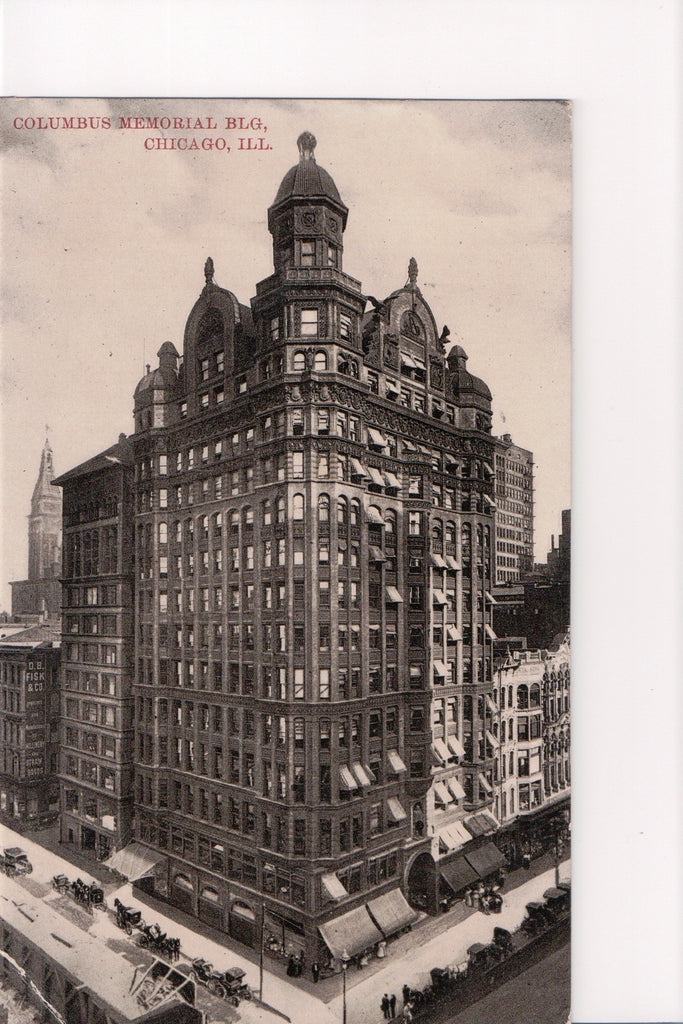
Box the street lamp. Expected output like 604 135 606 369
340 948 350 1024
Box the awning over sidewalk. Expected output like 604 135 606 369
464 843 507 878
367 889 417 938
463 811 498 838
439 856 479 894
318 905 383 960
103 842 166 881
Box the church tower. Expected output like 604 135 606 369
28 435 62 580
10 436 62 617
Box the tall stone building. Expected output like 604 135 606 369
53 436 135 859
10 437 62 618
60 134 503 958
493 434 533 583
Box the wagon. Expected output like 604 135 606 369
0 847 33 876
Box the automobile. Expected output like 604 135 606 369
0 847 33 876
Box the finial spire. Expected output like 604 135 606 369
204 256 215 286
297 132 317 162
408 257 418 287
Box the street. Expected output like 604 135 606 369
1 821 569 1024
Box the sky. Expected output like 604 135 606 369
0 97 571 610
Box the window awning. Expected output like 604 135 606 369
339 765 359 791
402 439 416 452
384 471 401 490
351 458 367 477
431 554 448 569
318 905 383 960
439 856 479 894
367 889 417 938
401 352 417 369
447 625 462 642
433 660 447 676
438 823 466 853
485 624 498 641
447 776 467 801
352 763 372 788
363 763 377 784
445 555 461 571
387 749 407 774
464 843 507 879
463 814 491 838
321 873 348 903
368 428 387 448
485 730 498 749
485 591 497 605
385 586 403 604
483 462 494 476
368 467 385 487
386 381 400 396
366 506 384 525
432 738 451 765
387 797 408 823
478 772 493 794
433 781 452 806
483 494 497 508
433 589 448 606
447 735 466 758
369 545 386 562
485 695 498 715
103 842 166 882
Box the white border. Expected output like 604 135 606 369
2 2 682 1020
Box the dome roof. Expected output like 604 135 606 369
271 133 347 216
134 365 175 397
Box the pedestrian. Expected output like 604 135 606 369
381 994 391 1019
390 993 397 1018
402 983 411 1006
403 1002 413 1024
311 960 320 983
287 954 295 976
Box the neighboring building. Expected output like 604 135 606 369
64 132 502 960
492 636 570 867
0 621 61 819
53 435 135 859
493 434 533 584
10 437 62 618
493 509 570 650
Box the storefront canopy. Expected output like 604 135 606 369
464 843 507 879
103 842 166 881
440 856 479 894
367 889 418 938
318 905 383 960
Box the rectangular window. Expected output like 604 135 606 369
301 308 318 336
319 668 330 700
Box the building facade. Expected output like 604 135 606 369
10 437 62 618
493 434 533 584
0 622 61 819
53 436 135 859
109 133 502 959
492 638 570 867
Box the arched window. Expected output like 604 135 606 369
529 684 541 708
384 509 396 534
337 496 348 526
350 498 361 526
293 351 306 372
445 521 456 545
517 685 529 710
432 518 443 543
314 350 328 371
276 497 286 524
318 494 330 522
292 494 305 521
200 885 220 903
462 523 471 560
173 873 193 892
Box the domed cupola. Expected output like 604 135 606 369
267 133 349 273
446 341 493 430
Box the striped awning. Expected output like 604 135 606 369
387 749 407 774
432 738 451 765
478 772 493 795
431 553 448 569
433 660 447 676
385 586 403 604
433 589 448 606
351 458 367 477
384 471 401 490
366 506 384 525
433 781 452 806
447 625 462 642
447 777 467 801
447 735 466 758
339 765 358 791
368 467 385 487
352 763 372 788
368 428 387 448
321 873 348 902
387 797 407 823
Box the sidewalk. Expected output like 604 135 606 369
0 819 568 1024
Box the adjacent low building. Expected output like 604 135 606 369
0 620 61 819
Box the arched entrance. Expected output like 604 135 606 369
406 851 438 916
228 899 257 948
